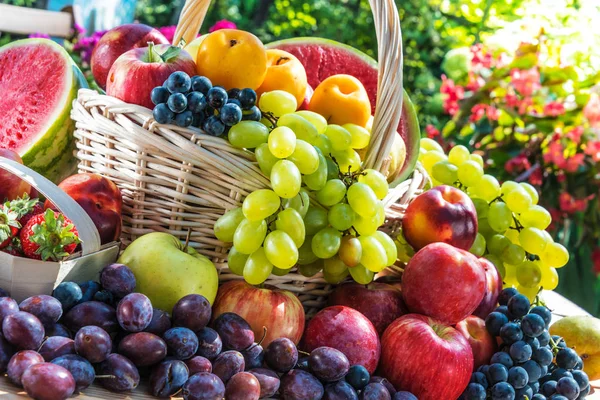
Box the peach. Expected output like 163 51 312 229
257 49 308 107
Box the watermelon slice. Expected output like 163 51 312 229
267 38 420 182
0 39 86 183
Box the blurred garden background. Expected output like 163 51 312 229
2 0 600 314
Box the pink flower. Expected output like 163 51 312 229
584 93 600 127
470 104 487 122
585 141 600 162
465 72 485 91
425 124 440 139
209 20 237 33
566 126 584 144
505 154 531 175
518 97 533 115
470 43 495 69
562 153 584 173
543 101 565 117
510 68 541 97
505 93 520 108
440 75 464 116
158 25 177 43
486 106 500 121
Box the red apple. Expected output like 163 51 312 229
106 44 196 110
328 282 408 335
380 314 473 400
456 315 497 370
402 242 486 325
212 281 305 347
303 306 380 373
45 173 122 244
0 149 31 202
402 185 478 251
91 24 169 90
473 258 502 319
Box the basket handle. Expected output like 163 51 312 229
0 157 101 256
172 0 211 47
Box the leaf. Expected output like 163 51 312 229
442 120 457 138
160 46 182 63
541 66 578 86
509 54 538 70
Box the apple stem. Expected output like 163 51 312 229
183 228 192 253
146 42 161 63
256 326 268 347
298 350 311 357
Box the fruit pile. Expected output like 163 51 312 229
461 287 591 399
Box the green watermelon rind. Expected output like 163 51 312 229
0 39 82 183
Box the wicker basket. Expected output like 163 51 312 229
70 0 428 315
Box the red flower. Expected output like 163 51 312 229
566 126 584 144
510 68 541 97
559 192 589 214
584 93 600 127
505 93 520 108
425 124 440 139
209 20 237 33
585 140 600 162
440 75 464 116
592 248 600 275
470 104 487 122
486 106 500 121
470 43 495 69
528 168 543 186
505 153 531 175
543 101 566 117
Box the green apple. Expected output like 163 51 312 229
118 232 218 311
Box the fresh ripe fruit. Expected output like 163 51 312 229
182 372 225 400
74 325 112 363
308 346 350 382
2 311 45 350
97 353 140 392
5 194 43 227
19 295 63 327
21 362 76 400
186 356 213 374
117 332 167 366
19 209 80 261
116 293 153 332
225 371 261 400
52 282 82 312
163 327 199 360
7 350 44 386
145 308 172 337
264 337 298 373
249 368 280 398
0 335 12 373
149 360 189 398
0 149 31 202
78 281 101 303
100 263 136 298
280 369 325 400
309 74 371 127
63 301 119 334
196 29 267 90
212 350 245 384
196 327 223 360
257 49 308 106
38 336 75 362
51 354 96 392
0 296 19 321
172 294 211 332
212 312 255 351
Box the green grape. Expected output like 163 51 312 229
477 217 495 239
343 123 370 149
282 189 310 218
502 243 526 265
297 237 318 265
271 160 301 198
258 90 297 117
287 140 319 174
488 202 513 232
353 203 385 236
303 152 328 190
332 148 361 173
420 151 447 172
541 242 569 268
395 239 415 264
539 264 559 290
316 179 347 206
485 254 504 277
323 267 349 284
242 189 280 221
347 182 378 217
504 186 532 214
324 124 352 151
358 235 387 272
264 230 298 269
470 153 484 168
358 169 389 200
448 145 470 166
540 229 553 243
272 266 292 276
472 198 489 219
298 259 323 277
227 247 249 276
304 207 328 236
295 110 327 134
516 260 542 288
268 126 296 158
255 143 280 175
373 231 397 266
520 182 539 205
277 113 318 143
313 134 333 155
243 247 273 285
339 235 362 267
504 228 520 244
431 161 458 185
420 138 444 153
326 158 340 181
233 218 267 254
214 207 244 242
328 203 355 231
457 160 483 187
324 256 349 276
469 233 486 257
349 264 375 284
519 205 551 230
228 121 270 149
517 284 539 302
487 234 511 255
501 181 520 195
519 227 548 255
503 263 518 287
312 227 342 259
276 208 306 247
471 175 501 202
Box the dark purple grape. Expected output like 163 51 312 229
52 282 82 311
0 297 19 321
249 367 280 398
0 287 9 297
186 355 212 374
346 365 370 390
264 337 298 373
507 294 530 319
51 354 95 392
498 287 519 306
74 325 112 363
116 293 153 332
78 281 101 303
556 376 580 398
2 311 45 350
242 343 264 370
530 305 552 328
225 371 261 400
325 380 359 400
7 350 44 386
97 353 140 392
556 347 579 370
191 76 212 95
182 372 225 400
145 308 172 336
369 377 396 396
280 369 325 400
392 392 418 400
21 362 76 400
45 324 71 339
309 346 350 382
39 337 75 361
172 294 211 331
196 327 222 360
117 332 167 367
212 312 254 351
149 359 189 398
212 350 245 384
63 301 118 333
238 89 257 110
163 327 199 360
100 263 136 298
0 335 14 373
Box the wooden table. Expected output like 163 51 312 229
0 291 596 399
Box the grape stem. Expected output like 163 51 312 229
262 111 278 128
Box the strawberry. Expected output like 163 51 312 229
5 194 44 227
0 205 20 249
20 209 81 261
1 237 23 257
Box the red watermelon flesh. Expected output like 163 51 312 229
268 38 420 182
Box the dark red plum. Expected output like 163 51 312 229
145 308 172 336
118 332 167 367
74 325 112 363
185 355 212 374
242 343 264 370
97 353 140 392
39 337 75 361
309 346 350 382
51 354 95 392
280 369 325 400
325 380 359 400
196 327 222 360
163 327 198 360
0 297 19 321
19 295 63 327
2 311 45 350
225 371 261 400
117 293 153 332
249 368 280 398
45 324 71 339
265 337 298 373
7 350 44 386
182 372 225 400
149 359 189 398
100 263 136 298
359 382 392 400
21 362 76 400
63 301 118 333
0 335 14 373
212 350 245 384
211 312 254 351
369 376 396 396
172 294 211 331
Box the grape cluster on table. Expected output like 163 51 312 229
151 71 261 136
460 287 590 400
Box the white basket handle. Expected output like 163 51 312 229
0 157 101 256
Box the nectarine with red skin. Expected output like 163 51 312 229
473 258 502 319
455 315 497 369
